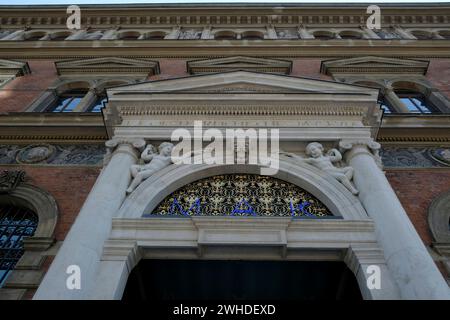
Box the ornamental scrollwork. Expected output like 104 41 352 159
147 174 333 218
0 170 25 194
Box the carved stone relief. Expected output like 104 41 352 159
0 144 105 166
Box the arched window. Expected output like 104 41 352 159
339 31 363 39
24 31 46 41
145 31 166 40
118 31 141 40
214 31 237 40
47 88 88 112
241 31 264 40
313 31 335 40
0 204 38 287
394 89 437 114
88 95 107 112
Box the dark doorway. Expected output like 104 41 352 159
122 259 363 301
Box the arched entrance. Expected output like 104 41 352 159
90 162 399 300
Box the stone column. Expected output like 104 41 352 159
340 140 450 299
384 87 410 113
73 88 98 112
34 138 145 300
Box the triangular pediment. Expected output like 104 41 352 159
321 56 429 75
108 70 378 96
55 57 160 76
0 59 30 76
187 56 292 75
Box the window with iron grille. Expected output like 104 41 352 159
0 205 38 287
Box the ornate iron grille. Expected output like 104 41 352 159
0 205 38 286
148 174 333 218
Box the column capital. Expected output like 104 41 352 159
339 139 382 168
104 138 146 165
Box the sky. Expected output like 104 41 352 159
1 0 450 5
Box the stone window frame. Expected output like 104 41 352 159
0 183 58 300
344 77 450 114
26 78 137 113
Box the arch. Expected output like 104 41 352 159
339 30 363 39
144 31 167 40
49 31 72 41
0 184 58 238
312 30 335 40
55 80 91 95
241 31 264 40
389 80 430 95
214 30 237 40
117 159 367 220
428 189 450 243
117 31 141 40
24 31 47 41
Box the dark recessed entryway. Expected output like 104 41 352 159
122 259 363 301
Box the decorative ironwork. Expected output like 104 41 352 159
148 174 333 218
0 205 38 286
0 170 25 194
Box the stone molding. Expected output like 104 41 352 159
0 58 30 76
99 217 400 299
187 56 292 75
321 56 429 76
55 57 160 77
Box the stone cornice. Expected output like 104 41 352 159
0 113 107 142
1 40 450 59
1 4 450 28
55 57 160 76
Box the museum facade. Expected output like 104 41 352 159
0 3 449 300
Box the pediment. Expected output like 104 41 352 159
187 56 292 75
108 71 378 97
321 56 429 75
55 57 160 76
0 59 30 76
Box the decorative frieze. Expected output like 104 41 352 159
380 146 450 168
0 144 105 166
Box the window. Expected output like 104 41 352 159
395 90 437 114
0 205 38 287
313 31 334 40
24 32 46 41
241 31 264 40
214 31 237 40
118 31 141 40
88 95 107 112
47 88 87 112
339 31 363 40
379 97 394 114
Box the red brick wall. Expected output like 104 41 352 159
0 60 58 113
0 165 100 241
426 59 450 101
386 169 450 245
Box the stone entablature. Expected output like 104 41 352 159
1 4 450 29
